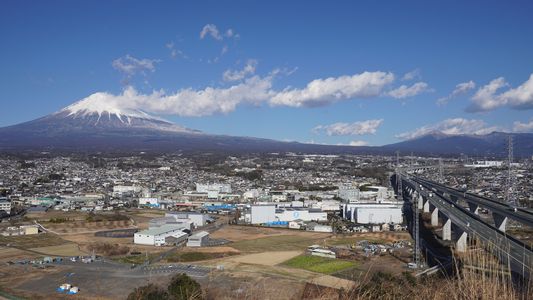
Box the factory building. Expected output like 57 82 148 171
338 185 360 203
134 224 189 246
342 203 403 224
186 231 210 247
149 217 193 231
165 212 208 228
0 198 11 214
250 205 277 224
113 185 142 196
195 183 232 193
275 208 328 222
138 197 159 207
249 205 327 224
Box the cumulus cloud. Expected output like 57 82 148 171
396 118 501 140
223 59 257 82
200 24 239 41
467 74 533 112
74 69 430 118
112 55 160 77
402 69 421 81
388 82 429 99
313 119 384 136
513 119 533 132
436 80 476 106
270 71 395 107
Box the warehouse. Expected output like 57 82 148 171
165 211 208 228
250 205 276 224
186 231 210 247
134 224 189 246
342 203 403 224
275 208 328 222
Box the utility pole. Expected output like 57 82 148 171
438 158 444 183
506 136 516 206
396 151 402 202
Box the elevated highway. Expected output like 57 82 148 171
399 173 532 279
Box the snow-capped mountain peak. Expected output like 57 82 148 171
60 92 164 124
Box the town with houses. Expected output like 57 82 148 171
0 152 532 298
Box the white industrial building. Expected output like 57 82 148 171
139 197 159 207
0 198 11 214
134 225 189 246
186 231 210 247
275 208 327 222
113 185 142 196
342 203 403 224
249 205 327 224
250 205 277 224
195 183 232 193
338 185 360 203
165 212 208 228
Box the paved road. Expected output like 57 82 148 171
141 264 211 277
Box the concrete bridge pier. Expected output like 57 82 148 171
423 198 430 213
455 230 468 252
492 213 508 232
418 195 423 210
442 217 451 241
431 206 439 226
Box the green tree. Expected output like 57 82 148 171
127 284 169 300
167 273 202 300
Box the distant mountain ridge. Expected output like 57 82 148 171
0 97 532 156
383 131 533 157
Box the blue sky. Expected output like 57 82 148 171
1 0 533 146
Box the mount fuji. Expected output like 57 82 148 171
0 96 370 153
1 96 532 156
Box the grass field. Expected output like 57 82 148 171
283 255 357 274
230 235 322 252
0 233 68 249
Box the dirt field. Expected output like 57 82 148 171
0 247 38 262
29 244 85 256
210 225 331 242
0 233 69 249
44 220 134 234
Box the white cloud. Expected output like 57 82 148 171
223 59 258 82
513 119 533 132
200 24 239 41
270 71 395 107
166 42 187 59
467 74 533 112
348 140 368 146
76 69 432 118
388 82 429 99
224 29 239 39
402 69 421 81
396 118 501 140
313 119 383 136
436 80 476 106
200 24 222 40
111 55 160 77
468 77 508 112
